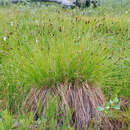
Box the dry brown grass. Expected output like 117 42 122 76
22 81 125 130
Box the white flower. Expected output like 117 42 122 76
109 99 113 104
10 22 13 26
88 10 92 13
36 39 38 43
35 20 39 24
105 106 110 109
125 11 128 14
3 37 7 41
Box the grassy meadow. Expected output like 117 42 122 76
0 2 130 129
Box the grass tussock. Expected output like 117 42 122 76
23 81 113 130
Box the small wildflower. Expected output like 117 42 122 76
10 22 13 26
105 106 110 109
88 10 92 13
125 11 128 14
36 39 38 43
3 37 7 41
35 20 39 24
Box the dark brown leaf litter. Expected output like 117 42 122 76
120 96 130 111
22 81 128 130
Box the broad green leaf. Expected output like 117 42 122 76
112 105 120 110
96 106 104 111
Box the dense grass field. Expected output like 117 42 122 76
0 3 130 129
